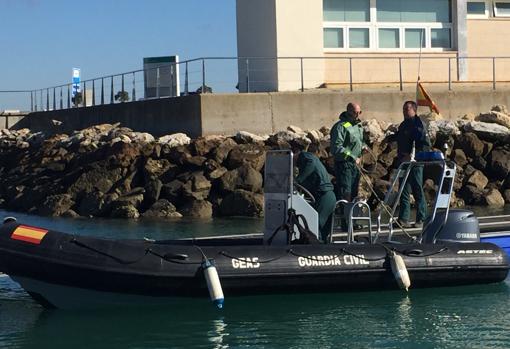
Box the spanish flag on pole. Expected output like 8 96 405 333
416 82 440 114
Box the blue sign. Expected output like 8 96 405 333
72 68 81 97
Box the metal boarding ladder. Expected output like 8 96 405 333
373 158 457 243
420 160 456 243
331 199 373 244
374 162 415 243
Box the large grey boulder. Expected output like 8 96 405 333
38 194 75 217
77 190 110 217
219 190 264 217
465 170 488 191
306 130 324 144
483 189 505 207
182 172 212 201
266 130 311 150
451 149 468 168
458 185 483 205
67 166 122 197
160 180 184 204
211 138 238 164
143 178 163 208
488 147 510 180
504 189 510 203
235 131 268 144
427 120 460 146
378 141 398 168
110 204 140 219
491 104 508 114
157 133 191 147
192 136 226 156
218 165 263 193
361 119 385 145
455 132 484 158
113 189 145 208
130 132 155 144
142 199 182 218
225 143 266 171
461 121 510 142
476 111 510 129
180 199 213 218
143 158 173 179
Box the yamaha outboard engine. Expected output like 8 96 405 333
421 209 480 243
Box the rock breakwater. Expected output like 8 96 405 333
1 106 509 219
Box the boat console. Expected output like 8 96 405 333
263 150 319 245
265 150 482 246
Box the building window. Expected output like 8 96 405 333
324 28 344 48
431 28 451 48
378 28 400 48
467 1 489 18
323 0 452 51
494 1 510 17
323 0 370 21
349 28 370 48
377 0 451 22
405 28 426 48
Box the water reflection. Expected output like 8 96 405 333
1 280 510 349
396 296 413 337
208 318 229 349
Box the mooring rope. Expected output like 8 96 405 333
70 238 149 265
354 162 417 242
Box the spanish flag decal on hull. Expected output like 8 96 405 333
11 225 48 245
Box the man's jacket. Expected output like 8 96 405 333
396 116 431 163
330 111 364 162
296 152 334 200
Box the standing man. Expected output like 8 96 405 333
330 102 365 203
293 144 336 242
396 101 431 228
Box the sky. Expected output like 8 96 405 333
0 0 238 110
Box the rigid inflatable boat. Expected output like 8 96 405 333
0 151 508 309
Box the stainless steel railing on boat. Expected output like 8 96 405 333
370 158 455 243
329 155 457 245
331 199 373 244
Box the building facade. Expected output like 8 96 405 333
236 0 510 91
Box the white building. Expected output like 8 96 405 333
237 0 510 91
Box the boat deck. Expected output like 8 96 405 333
188 214 510 242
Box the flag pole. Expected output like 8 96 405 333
417 29 424 87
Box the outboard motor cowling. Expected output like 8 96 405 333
421 209 480 244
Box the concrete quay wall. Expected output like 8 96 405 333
13 88 510 137
15 96 203 137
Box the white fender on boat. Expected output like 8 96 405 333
390 251 411 291
202 259 224 309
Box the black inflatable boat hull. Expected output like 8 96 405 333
0 223 508 309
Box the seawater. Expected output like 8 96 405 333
1 208 510 349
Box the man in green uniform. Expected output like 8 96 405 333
293 145 336 242
396 101 431 228
330 102 365 203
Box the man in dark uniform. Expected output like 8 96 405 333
396 101 431 228
293 144 336 242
